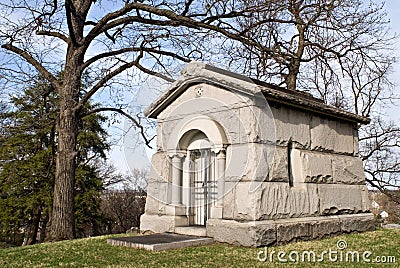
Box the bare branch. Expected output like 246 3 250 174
36 30 70 44
1 44 60 90
82 47 190 70
83 107 154 149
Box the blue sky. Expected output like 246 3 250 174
385 0 400 122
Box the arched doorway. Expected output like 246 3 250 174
167 116 228 226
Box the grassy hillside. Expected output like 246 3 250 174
1 229 399 267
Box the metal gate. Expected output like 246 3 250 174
189 149 212 226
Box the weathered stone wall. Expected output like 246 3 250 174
221 181 370 221
270 104 358 155
146 84 369 219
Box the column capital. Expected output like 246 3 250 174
167 150 187 158
215 149 226 158
211 145 226 155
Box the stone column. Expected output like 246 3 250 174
171 152 185 205
216 149 226 207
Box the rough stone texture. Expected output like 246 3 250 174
140 214 188 234
267 146 289 182
353 128 359 156
270 105 311 148
222 182 236 219
339 213 376 233
252 182 370 221
148 152 170 183
143 194 159 215
359 185 372 212
225 143 274 183
206 214 375 247
255 182 319 220
276 218 312 244
332 155 365 184
310 216 342 239
145 182 169 214
206 219 276 247
310 116 355 154
156 84 273 150
224 144 250 182
318 184 370 214
301 151 333 183
234 182 257 220
275 216 345 244
238 105 276 144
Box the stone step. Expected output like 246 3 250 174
107 233 213 251
175 226 207 237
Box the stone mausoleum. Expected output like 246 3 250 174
140 61 375 246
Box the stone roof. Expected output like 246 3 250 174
145 61 370 124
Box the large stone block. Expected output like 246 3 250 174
149 152 170 183
339 213 376 233
143 194 159 215
267 146 289 182
225 143 273 183
353 128 359 156
359 185 371 212
310 216 342 239
301 151 333 183
310 116 354 154
276 218 312 244
275 216 342 244
270 105 311 148
238 105 276 144
158 118 181 151
234 182 257 220
225 144 249 182
332 155 365 184
207 215 373 247
227 181 320 221
222 182 236 219
145 181 169 214
140 214 188 233
318 184 370 214
207 108 242 145
206 219 276 247
254 182 319 220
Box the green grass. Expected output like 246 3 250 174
1 229 399 267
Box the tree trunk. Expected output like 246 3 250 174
38 213 48 243
47 83 79 241
285 70 298 91
26 204 42 245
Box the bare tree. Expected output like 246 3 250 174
0 0 398 241
360 119 400 204
0 0 264 241
224 0 395 92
